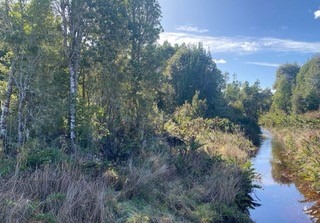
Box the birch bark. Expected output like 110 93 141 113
58 0 85 152
0 60 15 143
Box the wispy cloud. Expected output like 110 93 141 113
213 59 227 64
245 62 280 67
314 10 320 19
176 25 209 33
159 32 259 53
158 32 320 54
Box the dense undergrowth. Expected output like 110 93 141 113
0 153 256 223
0 144 257 223
260 111 320 191
0 99 259 223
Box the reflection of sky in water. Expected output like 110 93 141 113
250 129 314 223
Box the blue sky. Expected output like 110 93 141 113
158 0 320 88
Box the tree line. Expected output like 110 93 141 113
271 56 320 115
0 0 273 161
0 1 275 221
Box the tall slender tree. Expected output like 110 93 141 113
125 0 162 139
55 0 87 152
0 0 18 146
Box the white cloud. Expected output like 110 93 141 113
245 62 280 67
176 25 209 33
262 37 320 53
314 10 320 19
241 41 259 52
158 32 259 53
213 59 227 64
158 32 320 54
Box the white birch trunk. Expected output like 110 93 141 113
17 92 25 146
69 64 77 151
0 60 15 142
59 0 85 152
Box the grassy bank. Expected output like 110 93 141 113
0 144 257 222
259 111 320 191
0 108 259 222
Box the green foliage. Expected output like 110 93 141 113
172 91 207 123
259 111 320 129
225 80 272 121
237 117 262 146
0 1 262 222
271 63 300 113
235 161 261 212
33 213 58 223
0 157 15 177
164 43 225 115
224 79 271 145
292 56 320 113
194 203 220 222
21 145 68 170
215 204 253 223
164 93 256 162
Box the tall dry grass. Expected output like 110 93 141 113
272 127 320 190
0 143 255 223
263 110 320 191
0 164 117 223
165 117 256 163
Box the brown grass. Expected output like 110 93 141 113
0 164 117 223
303 110 320 120
271 127 320 191
0 145 254 223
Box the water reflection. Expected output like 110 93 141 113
250 129 318 223
299 187 320 222
271 140 293 185
270 140 320 222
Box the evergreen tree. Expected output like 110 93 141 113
164 44 225 116
292 56 320 113
271 63 300 113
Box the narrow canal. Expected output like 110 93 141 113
249 129 316 223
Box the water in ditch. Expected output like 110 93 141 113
249 129 319 223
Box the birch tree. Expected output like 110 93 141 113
0 0 18 146
0 0 33 147
0 0 59 149
55 0 87 152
